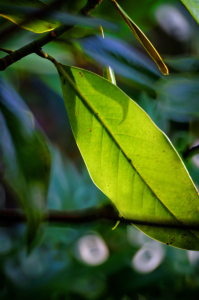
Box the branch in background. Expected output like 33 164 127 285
1 206 199 230
0 0 104 71
183 144 199 160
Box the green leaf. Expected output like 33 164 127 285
109 0 169 75
180 0 199 24
0 79 51 246
0 0 60 33
57 64 199 250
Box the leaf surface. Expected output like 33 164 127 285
57 64 199 250
110 0 169 75
0 0 60 33
0 79 51 245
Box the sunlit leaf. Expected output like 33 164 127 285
0 79 51 245
57 64 199 250
110 0 169 75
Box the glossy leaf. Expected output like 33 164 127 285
181 0 199 24
0 79 51 245
110 0 169 75
57 64 199 250
0 0 60 33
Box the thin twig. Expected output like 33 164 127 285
0 47 14 54
1 206 199 230
0 0 104 71
183 144 199 159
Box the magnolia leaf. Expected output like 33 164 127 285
57 64 199 250
0 0 60 33
110 0 169 75
0 79 51 246
180 0 199 24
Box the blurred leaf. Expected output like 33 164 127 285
48 146 108 210
57 64 199 250
0 1 117 33
0 0 60 33
165 56 199 73
157 75 199 122
0 78 51 246
79 35 160 92
180 0 199 24
110 0 169 75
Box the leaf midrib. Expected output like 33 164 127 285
59 65 198 239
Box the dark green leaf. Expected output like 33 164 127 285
0 79 51 245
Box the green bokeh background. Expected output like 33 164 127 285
1 0 199 299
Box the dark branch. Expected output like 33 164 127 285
1 206 199 230
183 144 199 160
0 0 104 71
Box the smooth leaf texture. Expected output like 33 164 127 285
0 79 51 245
57 64 199 250
0 0 60 33
181 0 199 24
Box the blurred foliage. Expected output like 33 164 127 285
1 0 199 299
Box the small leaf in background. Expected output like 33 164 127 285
57 64 199 250
109 0 169 75
79 35 160 93
180 0 199 25
99 25 117 86
0 0 60 33
0 79 51 246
